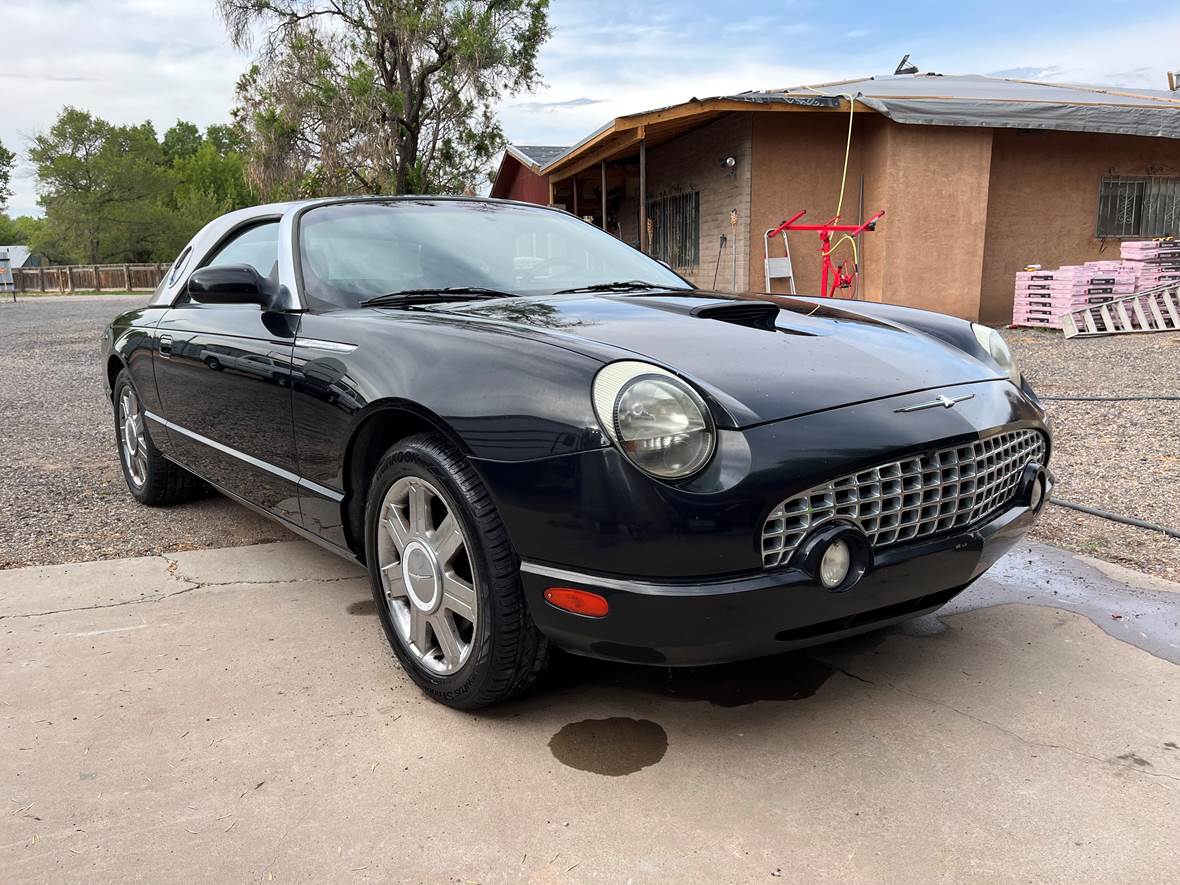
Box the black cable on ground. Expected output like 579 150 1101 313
1049 498 1180 540
1040 395 1180 402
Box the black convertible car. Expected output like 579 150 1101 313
102 197 1052 708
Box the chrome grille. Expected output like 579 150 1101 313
761 429 1046 568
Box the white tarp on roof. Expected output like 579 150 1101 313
776 74 1180 139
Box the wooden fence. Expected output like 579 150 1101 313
10 263 169 293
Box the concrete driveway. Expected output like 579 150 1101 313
2 540 1178 883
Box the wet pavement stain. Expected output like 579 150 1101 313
549 717 668 776
655 655 836 707
347 599 377 616
939 542 1180 665
539 650 842 707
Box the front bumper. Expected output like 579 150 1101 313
520 497 1042 666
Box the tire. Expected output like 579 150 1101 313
112 368 200 506
364 433 548 709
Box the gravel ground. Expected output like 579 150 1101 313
1007 327 1180 581
1 296 1176 580
0 295 285 569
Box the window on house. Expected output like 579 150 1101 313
646 192 700 270
1096 176 1180 238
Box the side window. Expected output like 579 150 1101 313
178 221 280 306
206 222 280 277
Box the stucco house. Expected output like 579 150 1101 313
499 72 1180 324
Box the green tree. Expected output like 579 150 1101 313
28 108 173 263
0 138 14 209
162 120 204 163
162 131 255 254
205 123 247 155
218 0 550 198
0 214 27 245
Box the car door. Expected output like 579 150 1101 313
153 220 302 522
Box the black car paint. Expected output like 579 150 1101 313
102 196 1051 666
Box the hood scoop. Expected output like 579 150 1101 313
691 301 785 332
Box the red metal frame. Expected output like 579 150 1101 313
767 209 885 297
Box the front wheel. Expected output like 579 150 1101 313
112 369 199 506
364 433 547 709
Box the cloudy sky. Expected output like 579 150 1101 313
3 0 1178 216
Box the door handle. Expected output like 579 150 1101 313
159 334 173 357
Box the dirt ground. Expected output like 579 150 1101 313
0 295 284 570
1007 328 1180 581
1 295 1176 581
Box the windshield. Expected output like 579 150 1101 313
298 200 692 311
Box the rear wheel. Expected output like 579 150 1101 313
112 369 199 506
364 433 547 709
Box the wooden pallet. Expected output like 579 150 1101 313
1063 283 1180 339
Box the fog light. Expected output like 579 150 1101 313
1029 474 1045 511
819 539 852 589
792 523 871 592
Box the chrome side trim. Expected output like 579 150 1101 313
518 561 788 597
294 337 357 353
143 411 345 502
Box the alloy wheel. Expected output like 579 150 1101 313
119 387 148 488
376 476 478 675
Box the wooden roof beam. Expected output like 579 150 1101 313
541 97 863 177
547 127 644 180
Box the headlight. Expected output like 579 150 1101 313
593 361 716 479
971 323 1020 386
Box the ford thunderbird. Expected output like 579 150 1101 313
102 197 1052 708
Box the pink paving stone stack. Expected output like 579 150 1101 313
1012 265 1136 328
1011 240 1180 329
1119 239 1180 289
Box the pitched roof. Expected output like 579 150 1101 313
0 245 32 267
540 72 1180 176
505 145 570 171
774 73 1180 139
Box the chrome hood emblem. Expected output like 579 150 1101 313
895 393 975 413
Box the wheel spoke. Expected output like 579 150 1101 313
431 613 463 666
431 513 464 564
381 566 408 598
441 573 476 621
408 482 430 535
383 512 410 553
409 605 431 654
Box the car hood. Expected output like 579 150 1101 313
433 292 1004 427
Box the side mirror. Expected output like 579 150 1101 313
188 264 272 306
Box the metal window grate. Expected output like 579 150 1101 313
761 429 1046 569
646 192 700 270
1097 176 1180 238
